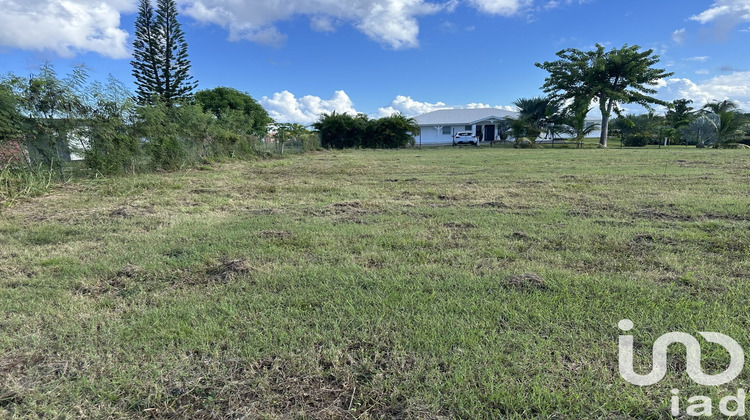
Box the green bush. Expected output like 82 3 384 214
622 134 650 147
313 112 417 149
85 116 141 174
150 136 186 170
313 112 367 149
364 114 418 148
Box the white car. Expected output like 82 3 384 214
453 131 478 146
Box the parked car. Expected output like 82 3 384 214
453 131 478 146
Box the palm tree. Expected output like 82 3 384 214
561 109 600 148
702 100 739 115
682 114 718 147
665 99 694 144
275 122 310 153
697 100 748 147
714 110 747 147
508 96 559 144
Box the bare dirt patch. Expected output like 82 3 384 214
510 231 530 240
470 201 508 209
259 230 293 240
442 222 477 230
206 259 254 282
118 264 143 278
0 353 46 409
245 208 281 215
505 273 546 289
145 343 434 420
109 205 156 219
305 201 381 219
675 160 713 167
633 207 692 221
473 258 512 276
331 201 362 209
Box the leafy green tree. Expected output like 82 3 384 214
537 44 673 147
131 0 196 105
194 87 271 136
0 82 21 142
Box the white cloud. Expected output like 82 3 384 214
260 90 359 125
376 95 447 117
0 0 563 56
310 16 336 32
466 103 516 111
467 0 532 15
376 95 516 118
686 56 709 62
358 0 443 49
262 91 517 123
543 0 589 11
691 1 750 23
690 0 750 35
695 69 710 75
0 0 135 58
183 0 443 49
659 71 750 110
671 28 686 45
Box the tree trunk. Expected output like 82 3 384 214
599 97 614 148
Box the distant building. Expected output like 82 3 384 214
412 108 518 145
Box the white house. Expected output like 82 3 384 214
412 108 604 145
412 108 518 145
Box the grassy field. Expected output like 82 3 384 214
1 147 749 419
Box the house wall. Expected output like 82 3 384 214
415 125 603 145
414 125 473 145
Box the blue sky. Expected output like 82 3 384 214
2 0 750 124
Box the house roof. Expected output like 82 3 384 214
413 108 518 126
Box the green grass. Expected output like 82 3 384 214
1 147 749 418
0 164 57 206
